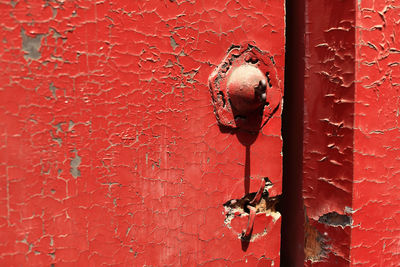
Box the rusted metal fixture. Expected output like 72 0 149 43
208 44 282 131
241 178 268 240
226 64 267 113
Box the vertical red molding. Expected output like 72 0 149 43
352 1 400 266
303 0 355 265
301 0 400 266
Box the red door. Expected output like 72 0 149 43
3 1 398 266
0 0 284 265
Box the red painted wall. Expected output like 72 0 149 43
303 1 400 266
353 1 400 265
2 1 399 266
0 0 284 265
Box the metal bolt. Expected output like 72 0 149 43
226 64 267 113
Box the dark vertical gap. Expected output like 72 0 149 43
279 0 305 266
244 145 250 194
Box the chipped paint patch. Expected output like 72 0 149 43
70 150 81 178
223 187 281 242
318 211 352 227
21 28 43 60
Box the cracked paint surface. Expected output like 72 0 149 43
0 0 284 265
353 1 400 266
304 0 355 265
304 0 400 266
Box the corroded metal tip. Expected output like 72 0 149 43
261 93 267 101
260 79 267 88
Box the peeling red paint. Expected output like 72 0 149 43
5 1 398 265
304 1 400 266
304 1 355 264
353 1 400 266
0 0 284 265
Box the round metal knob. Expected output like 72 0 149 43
226 64 267 114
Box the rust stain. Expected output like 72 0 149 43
304 216 327 263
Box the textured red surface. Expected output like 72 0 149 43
353 1 400 266
304 0 355 265
304 0 400 266
0 0 284 265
